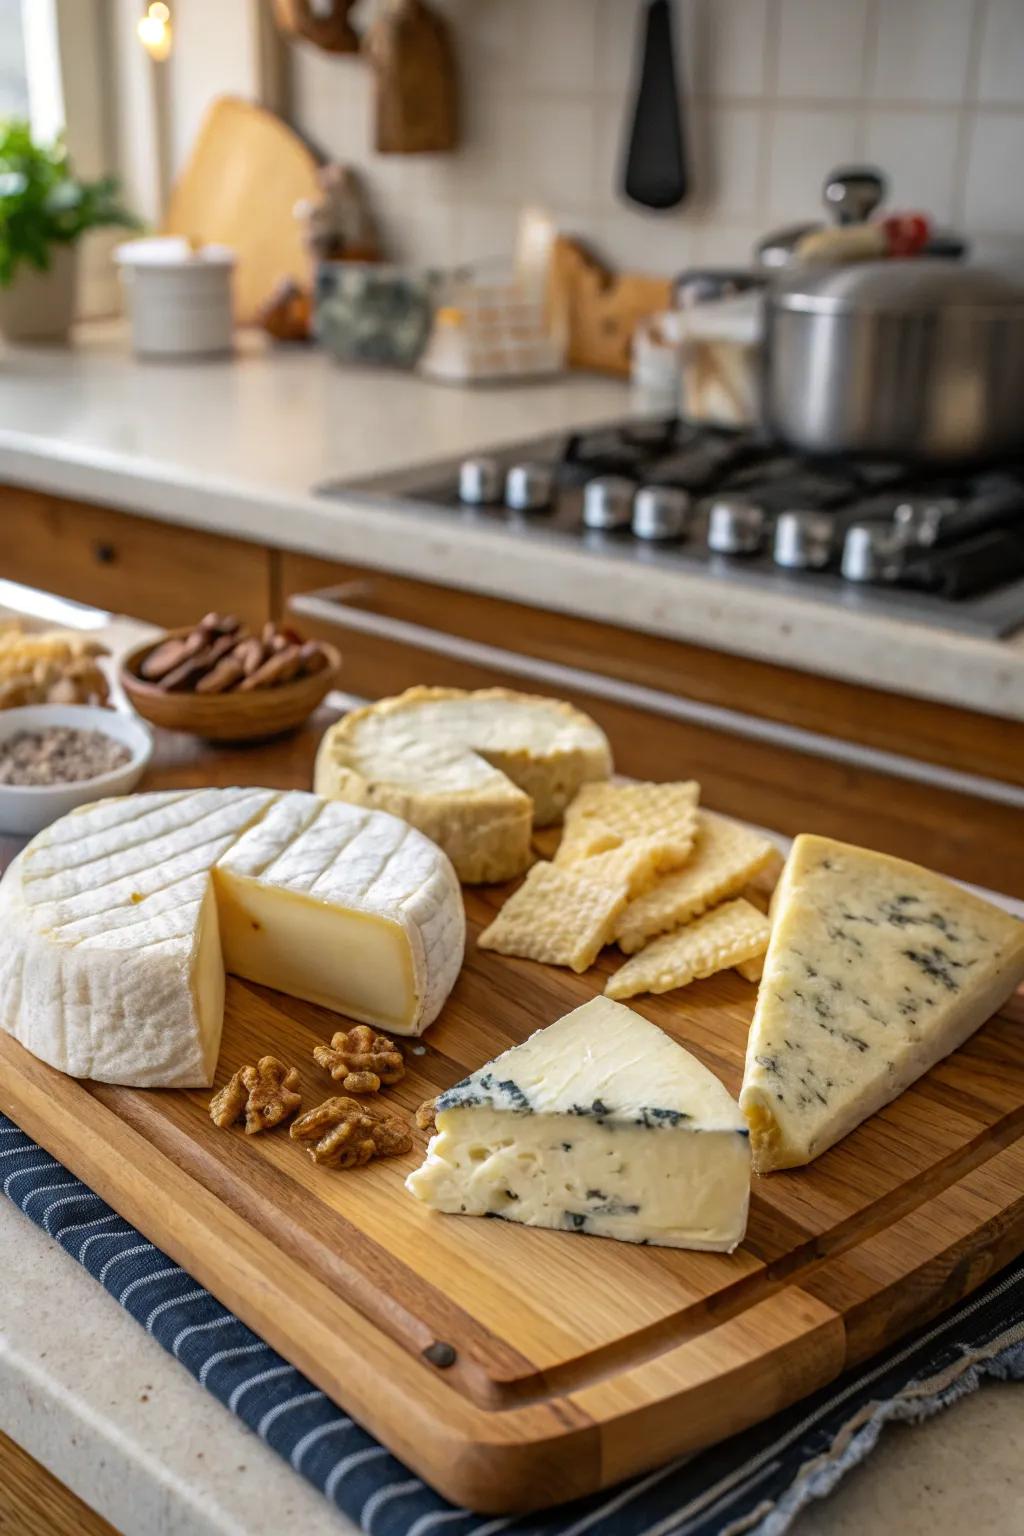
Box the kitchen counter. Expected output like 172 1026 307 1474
0 323 1021 722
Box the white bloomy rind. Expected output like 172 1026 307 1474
0 788 465 1088
407 996 751 1252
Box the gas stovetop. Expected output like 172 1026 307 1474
317 418 1024 639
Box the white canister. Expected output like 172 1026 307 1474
115 238 235 358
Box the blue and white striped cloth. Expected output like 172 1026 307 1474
4 1110 1024 1536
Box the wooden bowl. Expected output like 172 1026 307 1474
120 631 342 742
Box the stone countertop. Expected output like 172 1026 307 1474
0 324 1021 723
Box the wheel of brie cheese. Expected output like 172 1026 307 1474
313 687 613 883
0 788 465 1088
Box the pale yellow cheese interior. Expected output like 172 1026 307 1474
213 868 418 1031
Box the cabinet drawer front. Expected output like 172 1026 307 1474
0 489 271 629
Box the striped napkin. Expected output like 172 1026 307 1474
3 1110 1023 1536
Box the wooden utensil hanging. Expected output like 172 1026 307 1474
363 0 458 154
272 0 359 54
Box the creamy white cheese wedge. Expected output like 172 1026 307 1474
406 996 750 1251
741 834 1024 1172
0 789 465 1087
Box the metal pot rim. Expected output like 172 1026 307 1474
769 260 1024 318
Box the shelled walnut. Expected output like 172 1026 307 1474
290 1096 412 1168
313 1026 405 1093
209 1055 302 1134
415 1098 438 1134
139 613 331 696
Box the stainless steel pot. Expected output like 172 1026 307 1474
762 261 1024 463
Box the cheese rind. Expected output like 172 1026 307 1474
406 996 750 1251
740 834 1024 1172
0 789 465 1087
314 687 612 883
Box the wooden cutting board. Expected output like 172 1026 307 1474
164 96 320 323
2 863 1023 1514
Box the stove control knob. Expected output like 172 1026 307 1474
632 485 691 541
582 475 636 530
893 496 959 547
840 522 908 584
773 510 834 570
707 496 765 554
459 456 502 505
505 462 554 511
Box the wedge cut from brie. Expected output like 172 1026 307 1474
740 834 1024 1172
406 996 750 1251
314 686 612 883
0 789 465 1088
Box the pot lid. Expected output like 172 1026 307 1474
770 259 1024 315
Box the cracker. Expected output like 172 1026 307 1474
735 955 765 983
478 861 629 973
605 898 770 999
566 837 665 897
615 811 778 953
557 780 700 869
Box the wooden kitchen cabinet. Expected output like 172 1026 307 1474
0 488 273 630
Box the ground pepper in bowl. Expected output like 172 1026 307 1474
0 726 131 786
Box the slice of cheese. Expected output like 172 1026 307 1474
740 834 1024 1172
406 996 750 1251
0 789 465 1088
314 687 612 884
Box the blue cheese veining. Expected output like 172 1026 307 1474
740 834 1024 1172
405 996 750 1251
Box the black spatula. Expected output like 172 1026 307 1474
622 0 688 210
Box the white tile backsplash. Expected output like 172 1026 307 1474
976 0 1024 106
767 108 863 222
775 0 869 101
864 110 961 224
871 0 977 103
287 0 1024 279
963 112 1024 235
522 0 598 94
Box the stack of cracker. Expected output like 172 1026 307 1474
478 779 782 995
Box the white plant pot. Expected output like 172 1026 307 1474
0 244 77 343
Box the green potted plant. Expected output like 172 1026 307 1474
0 119 139 343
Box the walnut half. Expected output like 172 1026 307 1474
313 1025 405 1094
209 1056 302 1134
290 1096 412 1168
415 1097 439 1134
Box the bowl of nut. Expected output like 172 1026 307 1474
120 613 341 742
0 703 153 835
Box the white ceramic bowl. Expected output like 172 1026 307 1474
0 704 153 837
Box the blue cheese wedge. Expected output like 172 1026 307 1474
406 996 750 1251
741 834 1024 1172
